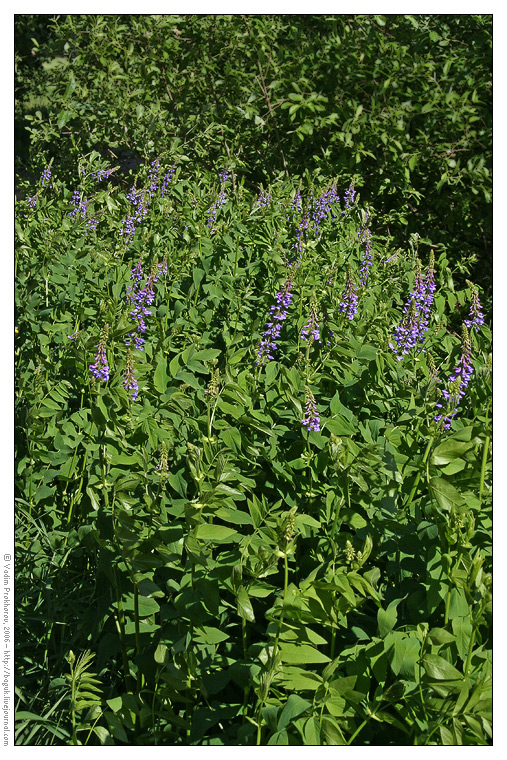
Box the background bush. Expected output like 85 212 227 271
15 14 492 302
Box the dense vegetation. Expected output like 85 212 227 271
14 14 492 746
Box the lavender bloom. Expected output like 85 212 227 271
389 257 435 359
41 165 53 188
25 164 54 209
291 187 303 215
435 324 473 429
301 293 322 344
89 168 113 182
302 387 320 432
69 190 88 221
122 348 139 401
339 264 359 321
89 324 110 382
119 186 149 246
160 165 176 197
147 159 160 198
207 170 229 234
464 280 484 333
358 226 373 286
389 300 421 360
125 258 165 350
255 188 272 209
311 184 340 239
255 274 294 366
344 181 356 211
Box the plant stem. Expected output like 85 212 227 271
479 435 490 502
405 434 434 509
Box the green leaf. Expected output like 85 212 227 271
264 361 278 387
236 585 255 622
194 524 239 542
325 417 355 436
429 477 465 511
279 643 331 664
278 667 322 691
193 626 229 645
389 635 420 678
423 654 463 681
448 587 469 620
429 628 456 646
277 695 312 731
303 716 321 745
431 440 474 465
267 729 289 745
153 354 169 393
452 617 473 662
378 596 405 638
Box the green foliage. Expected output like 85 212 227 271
14 15 491 746
15 14 492 303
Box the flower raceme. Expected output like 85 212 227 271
125 256 167 351
339 264 359 321
207 169 229 234
389 255 435 360
89 324 110 383
255 273 294 367
358 223 373 286
301 292 322 344
119 160 176 247
435 324 474 429
464 281 484 333
302 386 320 432
122 348 139 401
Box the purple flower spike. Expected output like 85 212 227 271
301 292 322 344
390 255 436 359
89 324 110 382
344 180 356 210
358 226 373 286
302 387 320 432
122 348 139 401
464 280 484 333
207 169 229 234
435 324 473 428
255 272 294 367
339 264 359 321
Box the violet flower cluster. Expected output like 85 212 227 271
254 188 272 209
68 189 99 232
89 324 110 382
125 256 167 351
343 181 356 211
301 293 322 343
302 387 320 432
41 165 53 188
389 256 435 360
286 187 309 264
255 274 294 366
26 164 53 209
339 264 359 320
435 324 473 429
358 223 373 286
122 348 139 401
160 165 176 198
311 184 340 239
119 186 149 246
207 170 229 234
119 160 175 246
464 281 484 333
